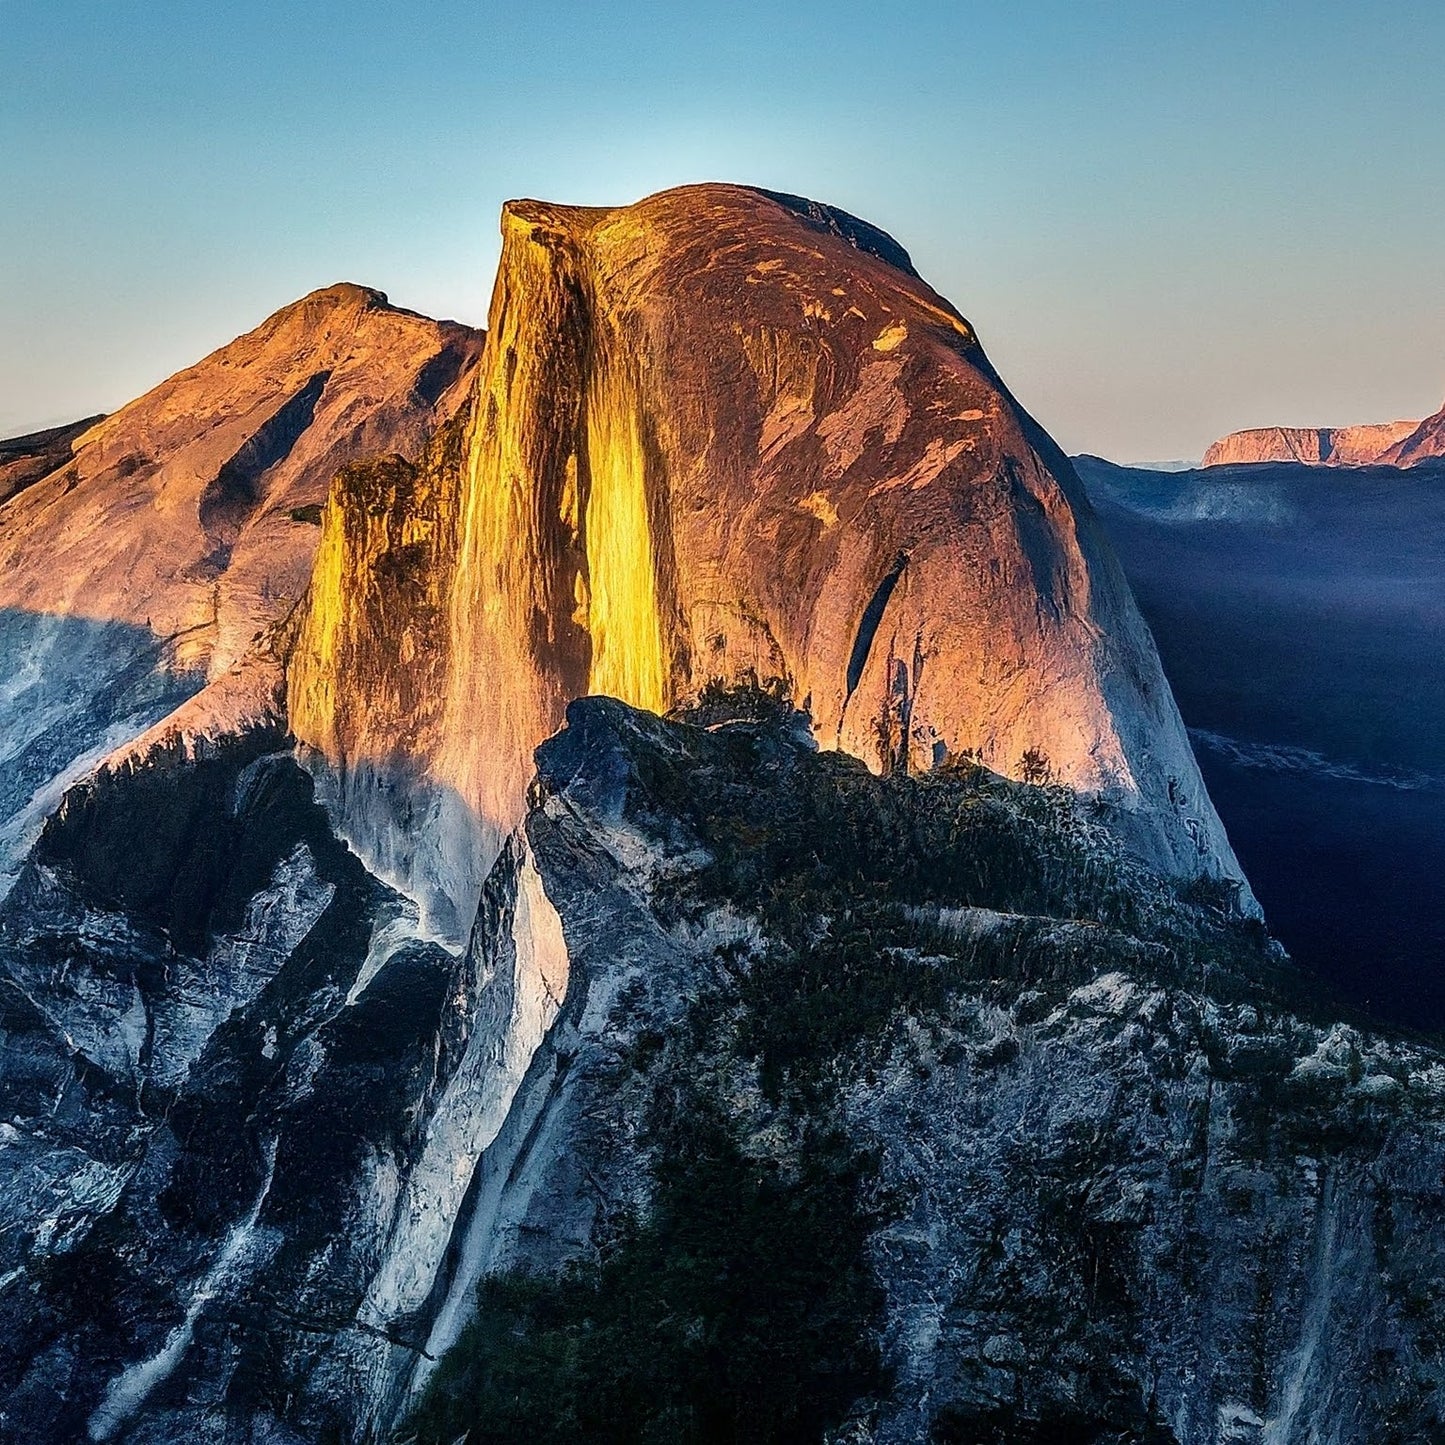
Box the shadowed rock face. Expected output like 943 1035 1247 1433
1381 399 1445 466
0 285 484 896
2 690 1432 1445
0 415 105 507
0 727 541 1444
1202 419 1421 468
290 185 1245 938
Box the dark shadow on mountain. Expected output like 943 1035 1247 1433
0 607 207 885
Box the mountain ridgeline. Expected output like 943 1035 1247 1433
1202 401 1445 468
0 185 1440 1444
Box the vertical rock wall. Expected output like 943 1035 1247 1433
289 183 1251 946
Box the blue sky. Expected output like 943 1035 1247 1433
3 0 1442 459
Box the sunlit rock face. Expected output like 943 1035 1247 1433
0 415 105 507
0 286 483 895
290 185 1244 938
1202 419 1420 468
1381 398 1445 466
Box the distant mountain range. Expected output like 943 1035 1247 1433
1202 398 1445 467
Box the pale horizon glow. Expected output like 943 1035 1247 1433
2 1 1443 461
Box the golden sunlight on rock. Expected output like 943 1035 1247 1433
287 184 1248 937
583 347 669 713
1202 418 1421 467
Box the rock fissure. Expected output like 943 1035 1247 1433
844 550 909 706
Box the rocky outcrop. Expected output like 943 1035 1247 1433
0 701 566 1443
290 185 1244 942
0 286 483 896
403 697 1445 1445
1379 399 1445 466
1202 419 1420 468
4 689 1438 1445
1201 397 1445 470
1 185 1334 1445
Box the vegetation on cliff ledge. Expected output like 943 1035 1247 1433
405 695 1297 1445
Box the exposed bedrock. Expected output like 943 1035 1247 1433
6 693 1435 1444
1382 397 1445 465
411 697 1445 1445
0 415 105 508
0 706 567 1443
1200 396 1445 469
0 285 484 898
289 184 1246 940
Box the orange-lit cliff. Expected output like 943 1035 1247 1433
0 284 482 888
1202 418 1421 467
289 185 1247 936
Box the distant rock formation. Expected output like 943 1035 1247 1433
1202 418 1420 468
1379 398 1445 466
289 184 1246 940
0 414 105 507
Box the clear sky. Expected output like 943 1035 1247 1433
3 0 1443 461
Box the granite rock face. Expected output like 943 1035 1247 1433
0 285 483 897
3 690 1438 1445
1380 398 1445 466
0 706 565 1443
290 185 1244 941
11 186 1414 1445
408 697 1445 1445
1201 419 1420 468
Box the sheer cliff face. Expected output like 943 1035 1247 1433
290 185 1242 936
1202 419 1420 468
0 285 483 895
5 696 1418 1445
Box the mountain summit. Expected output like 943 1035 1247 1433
288 184 1245 940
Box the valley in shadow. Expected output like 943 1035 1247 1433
1078 453 1445 1030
